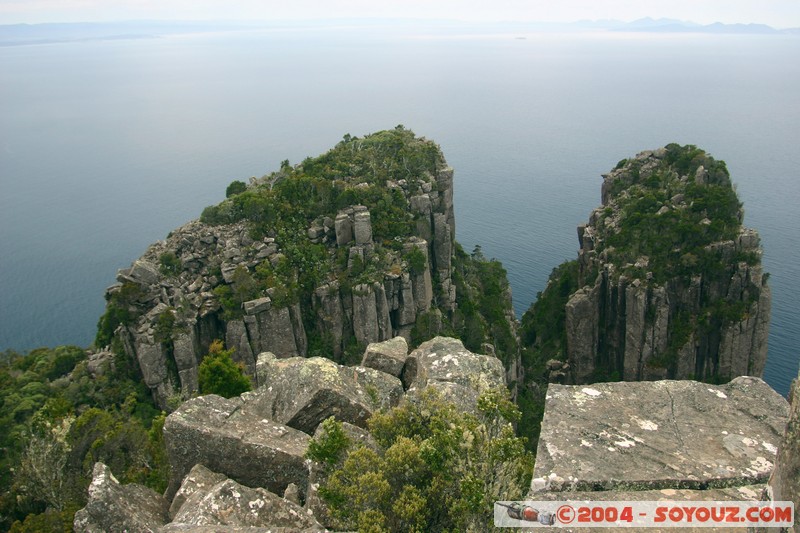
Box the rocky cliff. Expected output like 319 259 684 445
523 144 770 385
97 127 517 408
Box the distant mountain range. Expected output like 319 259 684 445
1 18 798 46
602 17 792 34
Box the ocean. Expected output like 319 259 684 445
1 25 798 395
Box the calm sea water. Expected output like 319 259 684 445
1 27 798 395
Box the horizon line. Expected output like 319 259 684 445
1 16 798 31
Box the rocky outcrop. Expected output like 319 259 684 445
530 377 789 496
549 145 770 383
169 464 228 520
79 462 325 532
74 462 170 533
127 336 507 529
404 337 505 392
163 348 408 498
524 376 795 532
102 132 461 409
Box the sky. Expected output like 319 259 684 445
1 0 799 28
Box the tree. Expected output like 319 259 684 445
197 341 251 398
14 418 72 511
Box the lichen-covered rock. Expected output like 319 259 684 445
169 464 228 519
404 336 505 395
243 303 306 358
395 273 416 332
73 462 169 533
253 351 276 387
351 282 392 346
171 477 323 530
163 395 311 500
85 349 114 377
283 483 301 505
247 356 403 434
564 285 599 384
361 336 409 377
405 238 433 314
352 365 405 412
530 377 789 495
353 210 372 245
224 319 255 376
128 259 161 286
334 211 353 246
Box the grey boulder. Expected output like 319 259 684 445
361 336 409 377
163 395 311 500
250 355 403 434
171 475 323 530
73 462 169 533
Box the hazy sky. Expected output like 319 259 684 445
1 0 799 28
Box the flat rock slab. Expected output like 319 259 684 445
530 484 765 502
531 377 788 494
169 464 228 519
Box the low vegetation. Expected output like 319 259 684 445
307 388 533 532
451 244 519 367
600 144 746 284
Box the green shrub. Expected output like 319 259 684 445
405 246 427 275
225 180 247 198
197 341 251 398
213 266 261 320
306 417 350 467
158 251 181 277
